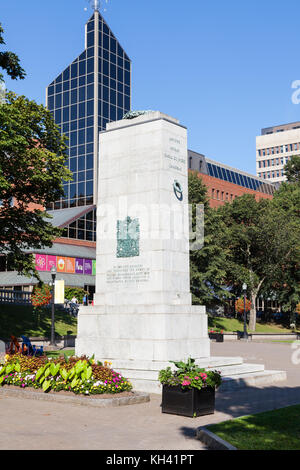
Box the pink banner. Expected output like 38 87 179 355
35 254 47 271
47 255 57 271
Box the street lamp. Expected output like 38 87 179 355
50 266 57 346
242 283 248 340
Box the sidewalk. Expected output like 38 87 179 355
1 340 299 450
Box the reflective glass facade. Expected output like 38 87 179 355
46 11 131 214
62 208 97 242
206 162 275 195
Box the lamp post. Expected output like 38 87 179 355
50 266 57 346
242 283 248 340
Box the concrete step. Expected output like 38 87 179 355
110 356 287 394
218 370 287 391
215 363 265 377
111 356 245 373
117 362 265 382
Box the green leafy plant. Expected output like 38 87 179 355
1 354 132 395
158 357 222 391
64 287 89 303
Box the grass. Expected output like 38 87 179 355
45 349 75 358
208 405 300 450
0 304 77 339
208 316 297 334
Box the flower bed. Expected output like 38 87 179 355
0 353 132 396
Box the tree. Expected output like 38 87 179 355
0 23 25 82
188 171 231 306
219 193 299 331
284 155 300 184
0 92 72 276
271 165 300 322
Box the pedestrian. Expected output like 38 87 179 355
71 296 78 304
83 294 88 306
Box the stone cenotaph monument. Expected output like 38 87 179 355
75 111 210 392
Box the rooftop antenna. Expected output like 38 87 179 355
91 0 100 10
84 0 109 13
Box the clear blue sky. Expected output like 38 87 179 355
1 0 300 175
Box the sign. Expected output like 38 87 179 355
35 254 47 271
57 257 66 272
33 254 95 276
75 258 84 274
47 255 57 271
54 280 65 304
84 259 93 275
66 257 75 273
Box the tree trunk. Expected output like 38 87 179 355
248 278 265 332
249 291 257 331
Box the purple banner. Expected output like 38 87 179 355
84 259 93 275
75 258 84 274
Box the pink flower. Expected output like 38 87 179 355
182 380 191 386
194 376 199 380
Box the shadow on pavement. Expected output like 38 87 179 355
215 384 300 418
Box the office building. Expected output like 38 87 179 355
46 3 131 240
0 3 131 296
256 121 300 184
189 150 275 208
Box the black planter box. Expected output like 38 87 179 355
162 385 215 418
209 333 224 343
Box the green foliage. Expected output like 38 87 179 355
284 155 300 184
188 172 232 306
158 357 222 391
64 287 89 303
2 354 132 395
0 92 72 277
0 24 26 83
169 357 199 375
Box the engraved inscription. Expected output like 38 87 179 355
106 264 150 285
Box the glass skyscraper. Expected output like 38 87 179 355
45 6 131 242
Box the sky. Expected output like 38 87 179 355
1 0 300 175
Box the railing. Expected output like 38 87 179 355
0 289 32 305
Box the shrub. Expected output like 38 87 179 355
65 287 89 303
31 284 52 307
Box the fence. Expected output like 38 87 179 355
0 289 32 305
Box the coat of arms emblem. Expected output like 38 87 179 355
116 216 140 258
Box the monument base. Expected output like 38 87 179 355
75 304 210 393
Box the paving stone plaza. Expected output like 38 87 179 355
0 340 299 450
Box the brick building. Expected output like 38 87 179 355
188 150 275 208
